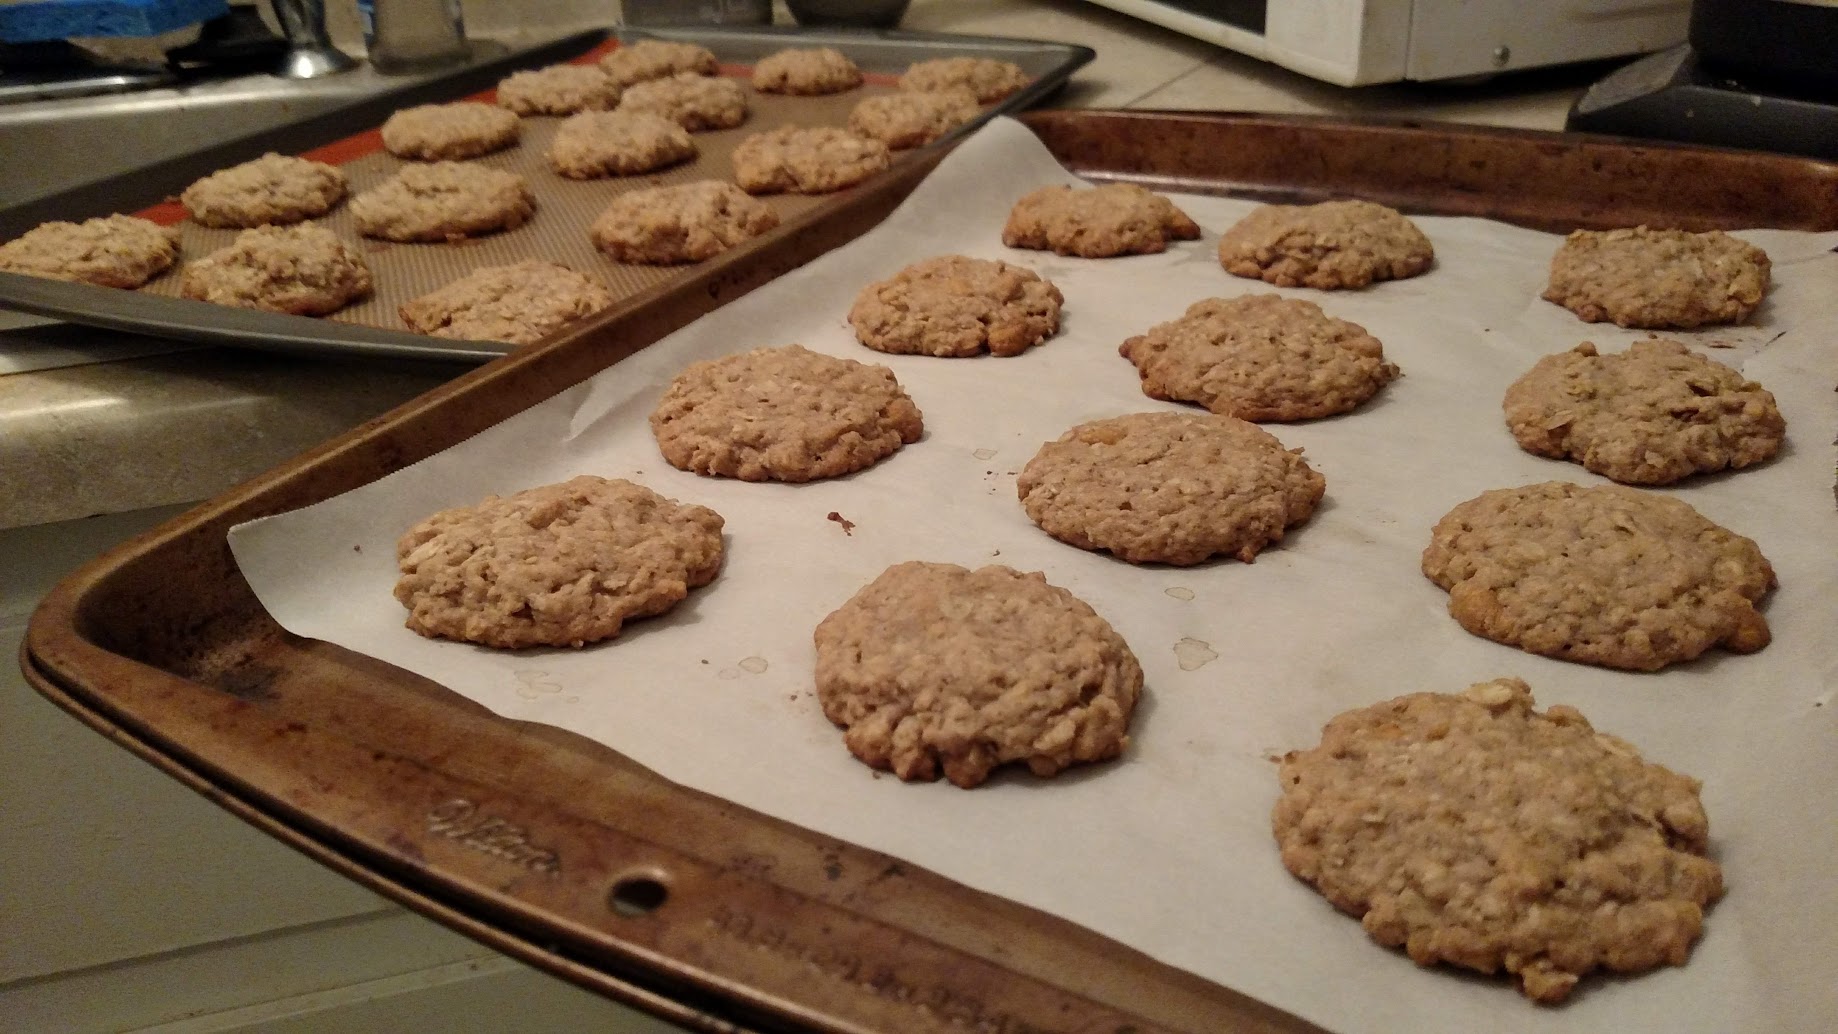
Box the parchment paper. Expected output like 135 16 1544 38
230 118 1838 1034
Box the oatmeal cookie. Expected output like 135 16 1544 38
650 344 922 482
1217 200 1433 290
1119 294 1399 421
380 102 521 161
1003 182 1201 258
394 475 724 650
1504 339 1784 485
180 153 346 228
589 180 778 264
548 111 696 179
495 63 622 116
752 46 862 95
179 223 371 315
847 88 979 150
732 126 890 195
1274 676 1723 1003
898 56 1028 102
617 71 747 132
1017 412 1324 565
599 39 719 90
814 561 1142 788
1421 481 1775 670
849 255 1062 358
0 214 178 288
349 162 534 243
1542 227 1770 329
399 260 612 345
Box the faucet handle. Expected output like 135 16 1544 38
271 0 358 79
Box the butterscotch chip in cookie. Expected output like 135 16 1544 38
599 38 719 90
1004 182 1202 258
589 180 778 265
1504 339 1785 485
1018 412 1323 565
495 63 622 116
181 153 346 228
1422 481 1774 671
380 102 521 161
617 72 747 131
1542 227 1770 329
1218 200 1433 289
814 561 1142 788
548 111 696 179
0 214 177 288
399 260 612 345
179 224 371 316
650 344 922 482
1120 294 1399 421
350 162 534 243
752 46 862 95
732 126 889 195
394 475 724 650
1274 676 1723 1003
898 56 1028 102
847 88 979 150
849 255 1062 358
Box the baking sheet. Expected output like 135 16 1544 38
228 118 1838 1034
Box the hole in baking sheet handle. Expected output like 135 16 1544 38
609 872 671 917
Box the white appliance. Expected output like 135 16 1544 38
1079 0 1691 85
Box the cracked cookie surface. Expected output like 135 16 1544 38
1217 199 1432 289
0 214 178 288
181 153 346 228
1003 182 1201 258
732 126 889 195
1542 227 1770 328
180 223 371 315
849 255 1062 358
399 260 611 345
589 180 778 264
350 162 534 242
380 102 521 160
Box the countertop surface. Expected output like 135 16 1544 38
0 0 1600 531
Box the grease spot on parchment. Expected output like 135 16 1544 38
718 668 741 680
739 656 768 674
1164 586 1195 601
973 448 997 461
1174 637 1218 672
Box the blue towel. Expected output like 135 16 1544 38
0 0 230 42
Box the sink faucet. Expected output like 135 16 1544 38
271 0 359 79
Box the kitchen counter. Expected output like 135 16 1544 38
0 0 1594 532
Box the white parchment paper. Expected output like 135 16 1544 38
230 119 1838 1034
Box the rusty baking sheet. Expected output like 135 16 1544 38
25 112 1838 1034
0 25 1091 362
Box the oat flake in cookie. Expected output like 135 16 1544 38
814 562 1142 789
1504 339 1785 485
350 162 534 243
180 224 372 316
1120 294 1399 421
394 475 724 650
0 214 177 288
847 88 979 150
1543 226 1771 329
617 72 748 132
181 153 346 229
650 344 923 482
1274 676 1722 1003
1217 199 1433 289
1422 481 1774 671
380 102 521 161
751 46 862 95
732 126 889 195
849 255 1062 358
599 39 718 90
898 56 1028 103
589 180 778 265
548 111 696 179
1018 412 1324 565
495 63 622 116
399 261 612 345
1003 183 1201 258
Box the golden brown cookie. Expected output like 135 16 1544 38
732 126 890 195
349 162 534 243
599 38 719 90
751 46 862 95
814 561 1142 788
180 153 347 228
393 475 724 649
1119 294 1399 421
495 63 622 116
1421 481 1775 671
379 102 521 161
849 255 1062 358
1217 200 1434 290
1542 227 1771 329
617 71 748 132
179 223 371 315
547 111 697 179
1018 412 1324 565
846 88 979 150
650 344 922 482
588 180 778 265
1003 182 1202 258
898 56 1028 102
0 214 178 288
1503 339 1785 485
399 260 612 345
1274 676 1723 1003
